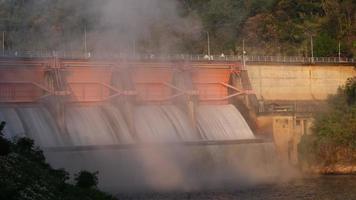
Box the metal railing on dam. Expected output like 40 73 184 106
0 50 355 64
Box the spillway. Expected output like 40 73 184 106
0 58 281 192
196 104 255 140
65 105 122 146
16 106 64 147
0 103 280 192
0 107 25 139
0 104 257 146
101 104 133 143
134 105 198 142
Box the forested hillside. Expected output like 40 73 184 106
0 0 354 57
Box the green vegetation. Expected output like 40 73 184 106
0 0 354 57
298 77 356 167
75 171 99 189
183 0 355 56
0 123 117 200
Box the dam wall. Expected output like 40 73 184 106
1 57 354 166
247 64 356 101
0 58 258 148
0 58 279 191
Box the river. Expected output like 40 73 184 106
116 175 356 200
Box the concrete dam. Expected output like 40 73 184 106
0 57 257 144
0 56 354 191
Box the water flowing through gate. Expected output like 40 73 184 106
0 58 280 192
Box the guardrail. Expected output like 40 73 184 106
0 50 355 64
245 55 355 64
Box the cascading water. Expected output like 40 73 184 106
65 105 122 146
0 107 26 139
196 104 255 140
160 105 199 141
0 102 281 192
134 105 198 142
101 104 133 144
16 106 64 147
134 105 180 142
0 66 283 192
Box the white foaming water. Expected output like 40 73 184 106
16 106 64 147
1 103 282 192
134 105 198 142
160 105 198 141
0 107 26 139
65 106 122 146
196 104 255 140
101 104 133 144
1 104 255 144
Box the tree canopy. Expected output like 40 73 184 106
0 128 116 200
299 77 356 166
0 0 354 57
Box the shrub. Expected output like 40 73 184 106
0 137 11 156
0 121 10 156
298 77 356 166
75 171 99 189
0 122 116 200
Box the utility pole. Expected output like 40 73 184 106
84 25 87 57
206 31 210 58
2 31 4 56
338 41 341 62
242 39 246 69
133 39 136 58
310 36 314 63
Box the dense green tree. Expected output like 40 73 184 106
299 77 356 166
345 77 356 105
75 170 99 189
0 121 10 156
314 32 338 57
186 0 355 56
0 125 116 200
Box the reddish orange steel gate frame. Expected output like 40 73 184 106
0 63 49 103
0 59 252 104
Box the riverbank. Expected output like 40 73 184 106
302 164 356 175
298 143 356 175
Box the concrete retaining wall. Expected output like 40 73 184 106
247 64 356 100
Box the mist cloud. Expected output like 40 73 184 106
87 0 202 54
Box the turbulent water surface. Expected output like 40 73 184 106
0 103 281 192
116 175 356 200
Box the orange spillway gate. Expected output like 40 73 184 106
64 66 114 102
0 59 49 102
0 58 252 104
130 67 175 103
192 68 240 104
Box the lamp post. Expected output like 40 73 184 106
2 31 4 56
133 39 136 58
338 41 341 62
206 31 211 58
310 35 314 63
242 39 246 69
84 25 87 57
